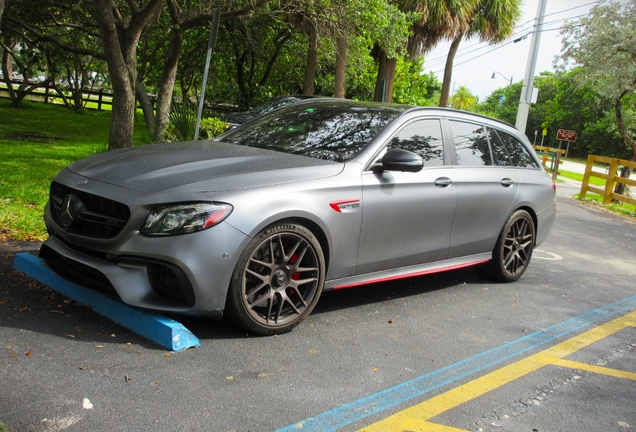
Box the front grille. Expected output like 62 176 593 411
50 181 131 239
40 245 120 298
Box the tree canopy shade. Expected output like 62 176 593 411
2 0 270 149
558 0 636 162
374 0 474 103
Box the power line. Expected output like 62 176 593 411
430 27 566 75
423 2 600 66
423 0 628 71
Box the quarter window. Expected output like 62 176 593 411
451 121 492 166
387 119 444 166
493 129 539 168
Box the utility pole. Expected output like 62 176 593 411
194 8 222 140
515 0 548 133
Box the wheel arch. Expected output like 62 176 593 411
273 216 331 273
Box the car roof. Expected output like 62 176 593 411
289 98 516 130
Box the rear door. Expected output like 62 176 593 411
446 120 520 258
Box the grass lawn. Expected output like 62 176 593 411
558 170 606 186
558 171 635 217
0 99 150 241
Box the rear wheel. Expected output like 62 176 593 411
225 222 325 335
480 210 535 282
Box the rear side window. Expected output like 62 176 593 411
451 121 492 166
488 128 539 168
387 119 444 166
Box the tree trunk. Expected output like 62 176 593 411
0 0 4 26
136 80 155 135
1 46 12 80
334 35 347 98
612 90 636 198
303 27 318 95
84 0 163 150
1 48 16 104
152 28 184 142
374 49 396 103
439 35 462 108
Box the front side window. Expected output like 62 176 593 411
451 121 492 166
387 119 444 166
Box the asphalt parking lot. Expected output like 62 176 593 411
1 181 635 432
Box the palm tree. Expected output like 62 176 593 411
451 85 477 109
374 0 474 103
438 0 521 107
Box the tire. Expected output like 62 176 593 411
480 210 535 282
225 222 325 335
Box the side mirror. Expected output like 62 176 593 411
371 148 423 173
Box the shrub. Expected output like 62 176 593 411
198 117 229 139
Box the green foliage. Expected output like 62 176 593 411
450 86 478 111
479 67 632 160
210 13 305 110
539 69 627 158
198 117 229 139
391 58 441 106
558 0 636 158
354 0 417 55
168 101 196 142
476 81 521 125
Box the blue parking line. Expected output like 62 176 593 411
13 252 200 352
276 294 636 432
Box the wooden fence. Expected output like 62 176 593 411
533 145 565 180
580 155 636 211
0 78 124 110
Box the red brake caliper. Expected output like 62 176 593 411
290 253 300 281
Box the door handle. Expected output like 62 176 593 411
434 177 452 187
501 178 514 187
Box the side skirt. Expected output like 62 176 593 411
325 253 491 290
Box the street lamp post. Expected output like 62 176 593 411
491 71 512 86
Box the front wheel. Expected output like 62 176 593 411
480 210 535 282
225 222 325 335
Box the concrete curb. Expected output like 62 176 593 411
13 252 200 352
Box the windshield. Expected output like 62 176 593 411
251 96 303 115
220 101 407 162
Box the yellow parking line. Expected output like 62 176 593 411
359 310 636 432
551 358 636 380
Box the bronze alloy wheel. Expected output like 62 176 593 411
480 210 535 282
226 223 325 335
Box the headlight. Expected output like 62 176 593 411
141 203 233 236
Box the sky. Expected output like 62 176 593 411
421 0 604 101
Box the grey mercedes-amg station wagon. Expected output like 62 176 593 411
42 99 556 335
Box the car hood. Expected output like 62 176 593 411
66 140 343 193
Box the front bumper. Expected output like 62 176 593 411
42 204 250 317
